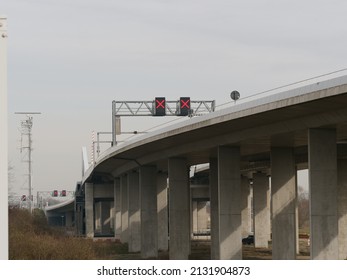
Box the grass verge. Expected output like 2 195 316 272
9 208 126 260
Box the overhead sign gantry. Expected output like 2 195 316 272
112 97 215 145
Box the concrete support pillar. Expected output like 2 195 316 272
95 201 102 233
218 146 242 260
168 158 190 259
253 172 270 248
338 158 347 259
65 212 73 227
128 170 141 253
197 202 207 231
120 175 128 243
241 175 251 238
75 206 83 232
192 200 198 234
157 172 168 251
85 183 94 238
309 128 338 259
192 200 208 234
110 201 115 233
140 165 158 258
114 178 121 240
295 176 300 255
271 147 297 259
101 201 112 234
209 157 219 259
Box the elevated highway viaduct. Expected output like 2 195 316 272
80 76 347 260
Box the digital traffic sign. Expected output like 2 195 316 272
178 97 191 116
154 97 166 116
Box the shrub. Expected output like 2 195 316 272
9 208 97 260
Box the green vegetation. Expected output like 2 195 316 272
8 208 129 260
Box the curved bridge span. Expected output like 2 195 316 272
77 76 347 260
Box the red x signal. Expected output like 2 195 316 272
178 97 191 116
154 97 166 116
180 98 190 108
156 99 165 109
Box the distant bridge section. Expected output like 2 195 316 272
45 198 74 228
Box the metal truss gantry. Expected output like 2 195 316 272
111 99 215 146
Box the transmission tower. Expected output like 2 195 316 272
15 112 41 213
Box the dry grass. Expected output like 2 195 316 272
9 208 100 259
9 208 311 260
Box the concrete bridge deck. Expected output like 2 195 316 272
85 75 347 179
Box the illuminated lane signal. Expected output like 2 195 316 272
154 97 166 116
178 97 191 116
53 190 58 197
61 190 67 197
156 98 165 109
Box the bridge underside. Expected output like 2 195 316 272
78 79 347 259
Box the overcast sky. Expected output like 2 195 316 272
3 0 347 196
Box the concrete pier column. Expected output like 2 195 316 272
295 179 300 255
128 170 141 253
309 128 338 259
271 147 297 259
120 175 128 243
338 158 347 259
192 200 198 234
157 172 168 251
197 202 208 232
218 146 242 260
85 183 94 238
110 201 115 234
192 200 208 235
94 201 102 233
93 184 115 236
65 211 73 227
168 158 190 259
209 157 219 259
102 201 112 234
140 165 158 258
241 175 251 238
114 178 121 240
253 172 270 248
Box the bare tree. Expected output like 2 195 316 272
8 163 19 208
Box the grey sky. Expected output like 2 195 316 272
4 0 347 195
